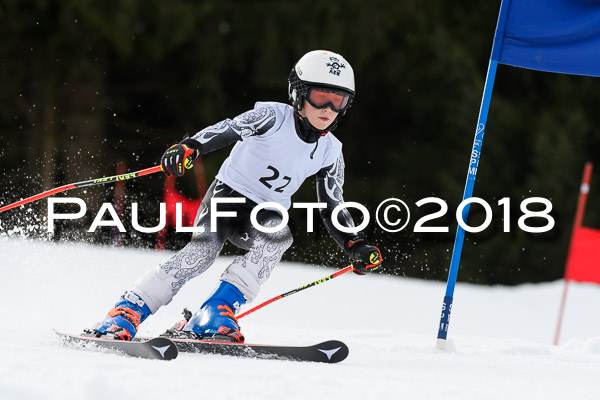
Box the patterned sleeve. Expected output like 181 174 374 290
316 152 365 254
190 104 277 155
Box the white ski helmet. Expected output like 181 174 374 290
288 50 355 114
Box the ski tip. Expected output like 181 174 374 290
314 340 349 363
53 329 76 342
53 329 178 361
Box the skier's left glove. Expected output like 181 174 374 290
346 239 383 275
160 138 202 177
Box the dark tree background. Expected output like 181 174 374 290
1 0 599 285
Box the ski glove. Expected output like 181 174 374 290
161 139 202 177
346 240 383 275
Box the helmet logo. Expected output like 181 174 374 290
326 57 346 76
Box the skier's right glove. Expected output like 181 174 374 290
346 239 383 275
160 138 202 177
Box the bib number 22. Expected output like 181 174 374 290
259 165 291 193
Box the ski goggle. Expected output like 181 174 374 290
305 87 351 113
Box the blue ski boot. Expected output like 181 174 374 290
92 291 151 341
182 281 246 343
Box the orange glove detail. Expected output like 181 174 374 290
161 143 197 177
347 240 383 275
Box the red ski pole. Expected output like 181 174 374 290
0 165 163 214
237 265 354 319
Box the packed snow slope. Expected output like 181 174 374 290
0 238 599 400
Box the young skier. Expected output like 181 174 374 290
91 50 383 342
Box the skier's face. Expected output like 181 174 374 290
300 100 339 131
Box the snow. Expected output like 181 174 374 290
0 237 599 400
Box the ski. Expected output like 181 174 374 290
54 330 178 360
164 337 349 363
55 330 347 363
